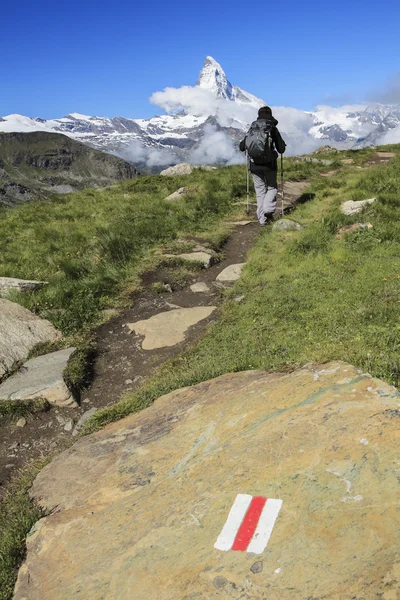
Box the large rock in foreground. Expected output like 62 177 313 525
0 299 60 380
15 362 400 599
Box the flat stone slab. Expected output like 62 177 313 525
128 306 216 349
0 277 48 295
272 219 303 231
216 263 246 282
15 362 400 599
160 163 193 176
164 187 191 201
163 251 215 268
190 282 210 293
340 198 376 215
0 299 61 380
226 220 253 226
0 348 77 407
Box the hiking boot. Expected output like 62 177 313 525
260 212 274 226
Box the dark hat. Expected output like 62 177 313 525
258 106 272 119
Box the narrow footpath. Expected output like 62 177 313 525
0 180 309 492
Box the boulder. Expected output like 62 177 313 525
272 219 303 231
128 306 216 350
14 362 400 599
0 277 48 295
340 198 376 215
312 145 338 154
216 263 246 283
0 348 77 407
164 187 191 201
336 223 373 238
160 163 193 176
0 299 61 380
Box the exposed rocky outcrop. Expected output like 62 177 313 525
14 362 400 599
0 277 48 295
0 131 139 207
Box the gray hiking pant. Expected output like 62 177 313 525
252 173 277 224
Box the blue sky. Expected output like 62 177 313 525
2 0 400 119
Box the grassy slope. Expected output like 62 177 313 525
85 147 400 432
2 146 399 598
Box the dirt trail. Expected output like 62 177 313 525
0 180 308 493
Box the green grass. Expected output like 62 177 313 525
0 462 47 600
0 399 50 424
2 148 400 599
84 147 400 433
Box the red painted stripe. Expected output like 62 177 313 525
231 496 267 551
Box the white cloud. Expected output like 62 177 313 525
150 86 258 129
120 140 177 168
376 126 400 145
190 125 244 165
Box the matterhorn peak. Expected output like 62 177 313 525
196 56 265 109
197 56 233 100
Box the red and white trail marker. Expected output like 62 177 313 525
214 494 282 554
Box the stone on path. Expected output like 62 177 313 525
160 163 193 176
72 408 98 437
340 198 376 215
164 187 191 201
226 220 253 226
0 277 48 295
16 417 26 428
15 362 400 600
336 223 373 238
163 251 215 268
0 299 61 380
190 282 210 293
128 306 216 350
272 219 303 231
216 263 246 283
0 348 77 407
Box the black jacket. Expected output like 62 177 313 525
239 116 286 174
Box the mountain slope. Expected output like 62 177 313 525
1 57 400 169
0 131 139 207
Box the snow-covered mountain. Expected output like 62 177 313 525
1 56 400 170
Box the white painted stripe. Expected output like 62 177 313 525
214 494 253 551
246 498 283 554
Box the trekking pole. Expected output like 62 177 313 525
280 153 284 218
245 150 250 215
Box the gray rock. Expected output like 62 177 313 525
160 163 193 176
164 187 190 201
0 277 48 295
216 263 246 283
63 418 74 432
190 282 210 293
0 348 77 407
125 379 133 385
72 408 98 437
273 219 303 231
0 299 61 380
340 198 376 215
16 417 26 428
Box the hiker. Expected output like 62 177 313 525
239 106 286 226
